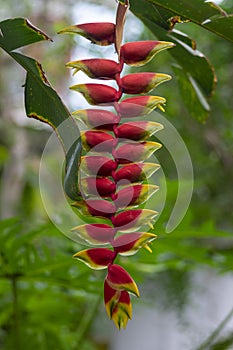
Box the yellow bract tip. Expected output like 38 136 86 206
144 244 153 254
158 103 166 112
148 222 154 230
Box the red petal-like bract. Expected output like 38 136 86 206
115 141 161 163
71 223 115 244
112 232 157 256
73 109 118 130
112 209 158 231
59 1 173 329
118 95 166 117
73 248 115 269
81 177 116 197
85 199 116 218
121 72 171 94
82 130 114 151
120 40 175 66
81 155 117 176
107 264 139 297
70 83 118 105
104 279 132 329
115 162 160 182
67 59 121 80
58 22 116 46
117 121 163 140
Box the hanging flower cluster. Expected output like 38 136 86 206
59 1 174 329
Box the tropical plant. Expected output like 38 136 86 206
57 0 176 328
0 0 233 346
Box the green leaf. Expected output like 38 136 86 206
202 15 233 42
173 64 210 121
129 0 217 121
131 0 233 42
0 18 52 51
0 18 81 200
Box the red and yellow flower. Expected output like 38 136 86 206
59 0 174 330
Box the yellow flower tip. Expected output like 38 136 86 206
148 221 154 230
112 313 129 330
133 283 140 298
72 109 87 120
73 250 89 262
144 244 153 253
158 103 166 112
71 200 84 209
155 73 172 85
70 225 80 232
122 279 140 298
65 61 73 68
145 232 157 239
143 233 157 253
72 251 80 258
72 69 78 76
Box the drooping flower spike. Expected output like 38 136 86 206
59 0 174 329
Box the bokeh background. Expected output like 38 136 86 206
0 1 233 349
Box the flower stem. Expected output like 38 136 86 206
196 306 233 350
12 275 21 350
76 293 102 349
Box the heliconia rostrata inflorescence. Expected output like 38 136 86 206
59 0 174 329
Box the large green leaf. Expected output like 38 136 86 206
0 18 51 50
0 18 81 200
130 0 220 121
137 0 233 42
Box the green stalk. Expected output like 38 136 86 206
12 276 21 350
196 306 233 350
76 293 102 349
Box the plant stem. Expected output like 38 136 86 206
196 306 233 350
12 276 20 350
76 293 102 349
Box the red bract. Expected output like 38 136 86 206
85 199 116 218
111 290 132 329
71 223 115 245
59 0 174 329
58 22 116 46
115 162 160 182
115 184 159 208
81 177 116 197
81 155 117 176
120 40 175 66
73 248 116 269
66 59 121 80
81 130 114 151
73 109 118 130
112 232 157 255
118 95 166 117
117 121 163 140
107 264 139 297
121 72 171 94
72 198 116 218
104 279 120 318
115 141 162 163
70 83 118 105
112 209 158 231
104 280 132 329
